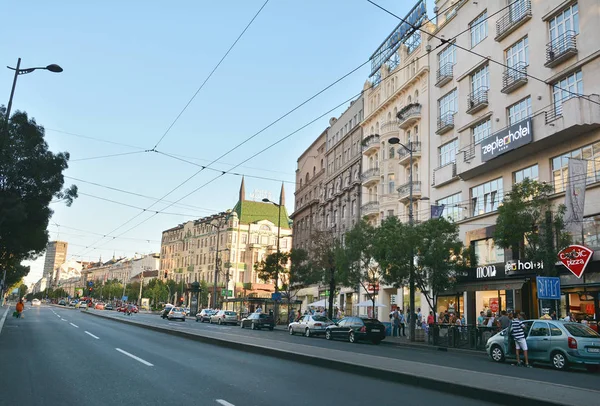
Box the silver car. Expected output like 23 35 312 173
210 310 238 325
486 319 600 371
288 315 335 337
167 307 186 321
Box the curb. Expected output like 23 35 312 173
81 311 575 406
380 338 487 357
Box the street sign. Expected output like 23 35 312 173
271 292 282 301
559 245 593 278
221 289 233 296
88 281 94 287
537 277 561 300
121 295 128 302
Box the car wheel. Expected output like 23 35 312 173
551 351 568 371
304 328 311 338
289 327 294 335
325 330 332 340
490 345 505 363
349 331 356 343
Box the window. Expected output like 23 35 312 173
507 97 532 125
529 321 549 337
471 65 489 93
388 173 395 194
389 147 395 159
472 119 491 144
549 3 579 43
471 178 503 216
438 44 456 69
470 11 488 47
439 139 458 166
436 192 462 222
342 205 346 219
551 142 600 193
552 70 583 115
513 164 539 184
438 89 458 118
473 238 505 265
506 36 529 68
550 324 563 336
351 199 356 216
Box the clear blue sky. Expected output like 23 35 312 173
1 0 433 286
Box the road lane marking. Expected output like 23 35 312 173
216 400 235 406
56 315 61 318
61 319 68 321
85 331 100 339
115 348 153 366
70 323 79 328
0 307 10 335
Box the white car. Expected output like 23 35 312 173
31 299 41 306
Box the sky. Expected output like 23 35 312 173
1 0 434 287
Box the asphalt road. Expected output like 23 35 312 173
0 305 497 406
92 308 600 391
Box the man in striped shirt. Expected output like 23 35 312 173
510 312 531 367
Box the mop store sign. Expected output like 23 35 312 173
481 118 532 162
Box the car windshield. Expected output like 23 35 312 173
225 311 236 316
312 316 329 322
172 307 182 312
564 323 600 338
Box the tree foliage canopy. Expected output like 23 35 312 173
0 107 77 285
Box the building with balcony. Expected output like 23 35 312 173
323 97 364 238
161 179 292 305
427 0 600 324
42 241 68 279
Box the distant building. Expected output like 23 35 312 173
42 241 68 279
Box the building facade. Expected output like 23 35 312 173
427 0 600 323
291 130 327 251
42 241 68 279
323 97 364 238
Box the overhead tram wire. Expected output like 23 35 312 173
151 0 270 150
77 192 205 217
72 2 507 258
69 151 148 162
366 0 600 107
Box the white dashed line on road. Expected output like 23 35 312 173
216 400 235 406
69 323 79 328
61 319 68 322
85 331 100 339
115 348 153 366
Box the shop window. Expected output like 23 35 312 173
473 239 504 265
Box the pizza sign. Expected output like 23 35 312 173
558 245 594 278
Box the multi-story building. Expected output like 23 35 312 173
360 1 434 320
428 0 600 323
160 178 292 305
323 97 364 238
42 241 68 279
291 130 327 251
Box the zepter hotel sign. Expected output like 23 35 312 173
481 118 532 162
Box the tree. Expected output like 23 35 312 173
494 179 570 276
280 248 310 320
254 252 289 288
342 220 382 316
0 107 77 285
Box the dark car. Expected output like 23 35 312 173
325 317 386 344
58 300 67 306
240 313 275 330
161 305 175 319
195 309 215 322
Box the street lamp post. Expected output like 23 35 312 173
262 198 282 316
388 136 428 342
4 58 63 125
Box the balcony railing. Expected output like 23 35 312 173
495 0 532 41
398 141 421 165
466 87 489 114
397 181 421 202
362 134 380 153
380 120 400 135
436 63 454 87
501 62 528 94
397 103 422 130
361 201 379 215
361 167 380 184
436 112 455 135
545 30 578 68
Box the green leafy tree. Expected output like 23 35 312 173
280 248 310 319
0 107 77 286
494 179 570 276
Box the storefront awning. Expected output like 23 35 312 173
458 279 527 292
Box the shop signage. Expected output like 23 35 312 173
559 245 593 279
537 277 561 300
505 259 543 276
481 118 532 162
476 265 497 279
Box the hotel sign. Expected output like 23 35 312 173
481 118 532 162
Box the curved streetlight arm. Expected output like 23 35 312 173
388 137 411 153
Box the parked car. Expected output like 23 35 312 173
76 301 88 309
486 319 600 371
31 299 41 306
161 304 175 319
104 303 114 310
183 307 190 316
241 313 275 330
69 300 78 307
58 300 67 306
325 317 386 344
210 310 238 325
117 304 138 313
94 303 105 310
289 315 335 337
167 307 186 321
195 309 215 322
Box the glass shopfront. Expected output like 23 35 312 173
437 295 464 317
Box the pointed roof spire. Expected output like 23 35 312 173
112 251 116 261
99 255 102 263
239 176 246 202
279 182 285 207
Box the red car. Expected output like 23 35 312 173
117 304 138 313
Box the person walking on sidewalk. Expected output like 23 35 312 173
510 312 531 368
15 299 24 318
398 309 406 337
392 309 400 337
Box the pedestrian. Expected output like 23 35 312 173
477 311 485 326
392 309 400 337
15 299 24 318
256 306 262 314
563 312 573 322
550 311 557 320
427 311 434 326
510 312 531 368
498 310 510 330
399 309 406 337
417 308 422 325
296 309 302 321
